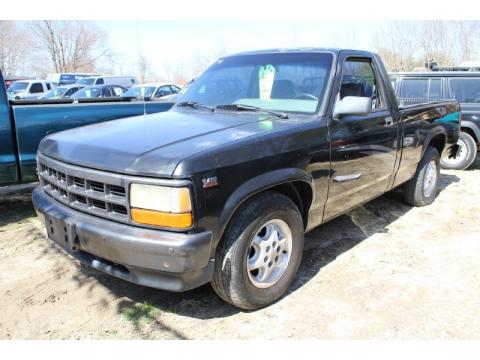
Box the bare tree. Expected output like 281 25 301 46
374 21 420 71
374 20 480 71
454 21 480 63
136 52 157 83
417 21 456 67
31 20 108 73
0 21 32 76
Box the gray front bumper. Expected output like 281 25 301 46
32 187 214 291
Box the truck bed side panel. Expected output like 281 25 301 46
393 101 460 187
12 101 173 183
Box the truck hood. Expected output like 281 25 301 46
39 108 293 177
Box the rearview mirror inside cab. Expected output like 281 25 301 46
333 96 372 118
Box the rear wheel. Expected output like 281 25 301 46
403 146 440 207
211 192 304 310
440 131 477 170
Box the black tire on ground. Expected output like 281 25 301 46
440 131 477 170
403 146 441 207
211 191 304 310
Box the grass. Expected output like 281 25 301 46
121 302 160 330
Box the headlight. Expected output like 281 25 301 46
129 184 192 228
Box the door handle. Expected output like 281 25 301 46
333 173 362 182
384 116 394 127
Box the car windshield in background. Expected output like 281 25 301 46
179 52 334 114
123 86 156 98
449 78 480 103
8 82 29 92
42 87 68 99
76 78 96 86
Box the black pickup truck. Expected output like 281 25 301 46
33 49 460 309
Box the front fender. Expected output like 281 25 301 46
216 167 314 241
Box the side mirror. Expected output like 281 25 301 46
333 96 372 118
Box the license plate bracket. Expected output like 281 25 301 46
45 214 76 251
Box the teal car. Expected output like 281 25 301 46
1 71 174 186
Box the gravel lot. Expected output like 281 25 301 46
1 158 479 340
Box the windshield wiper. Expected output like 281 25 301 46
215 104 289 119
177 101 214 112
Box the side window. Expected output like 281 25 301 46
449 78 480 103
155 86 173 97
96 78 104 85
340 59 386 110
400 78 443 100
112 86 125 96
400 79 429 99
46 83 52 90
390 77 398 92
101 86 110 97
30 83 44 93
429 79 442 99
170 85 181 93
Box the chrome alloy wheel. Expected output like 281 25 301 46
423 160 437 197
246 219 292 288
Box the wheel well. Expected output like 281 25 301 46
267 181 313 229
428 134 446 156
461 127 479 143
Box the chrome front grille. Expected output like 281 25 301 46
37 154 129 223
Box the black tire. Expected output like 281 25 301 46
211 191 304 310
440 131 477 170
403 146 440 207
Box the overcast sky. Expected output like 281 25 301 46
99 21 389 77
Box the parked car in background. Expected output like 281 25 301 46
40 84 86 99
32 48 460 309
159 78 196 103
4 76 35 88
71 85 128 99
46 73 99 87
76 75 138 88
391 70 480 170
121 83 181 100
0 70 174 186
7 80 53 100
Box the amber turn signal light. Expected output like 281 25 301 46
131 208 192 228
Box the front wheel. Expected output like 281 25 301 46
211 192 304 310
440 131 477 170
403 146 440 207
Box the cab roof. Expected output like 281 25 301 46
391 71 480 77
225 47 375 57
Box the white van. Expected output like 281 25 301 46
76 76 138 88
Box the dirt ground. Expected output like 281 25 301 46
1 159 479 340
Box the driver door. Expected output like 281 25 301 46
323 56 400 220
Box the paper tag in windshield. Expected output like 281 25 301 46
258 64 275 100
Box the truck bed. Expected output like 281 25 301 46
1 98 173 185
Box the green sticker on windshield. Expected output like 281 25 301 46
258 64 275 100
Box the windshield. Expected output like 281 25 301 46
41 87 68 99
9 81 29 92
180 52 333 114
76 78 96 86
123 86 157 98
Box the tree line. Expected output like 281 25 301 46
1 21 479 85
375 21 480 71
